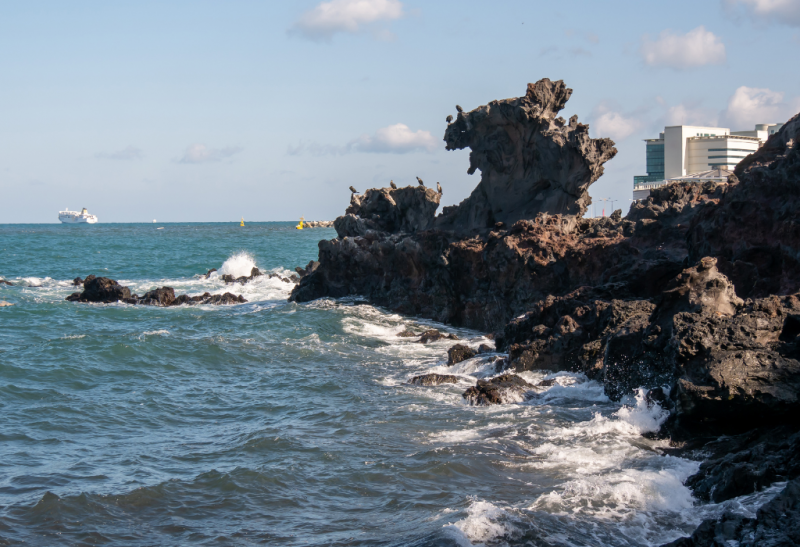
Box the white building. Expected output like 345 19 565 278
633 123 783 199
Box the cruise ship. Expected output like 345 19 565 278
58 208 98 224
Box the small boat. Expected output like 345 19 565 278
296 216 304 230
59 208 98 224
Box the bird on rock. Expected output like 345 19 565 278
349 186 358 193
456 105 463 113
416 177 424 186
437 182 442 194
446 114 453 123
390 180 397 189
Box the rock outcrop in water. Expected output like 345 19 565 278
334 185 441 238
291 85 800 540
66 275 247 306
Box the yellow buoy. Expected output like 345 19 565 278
240 217 245 227
296 216 304 230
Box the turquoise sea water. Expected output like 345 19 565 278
0 223 776 546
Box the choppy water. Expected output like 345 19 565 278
0 223 780 546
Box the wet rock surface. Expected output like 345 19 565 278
661 477 800 547
462 373 533 405
407 374 460 386
447 344 476 365
417 329 459 344
66 275 247 306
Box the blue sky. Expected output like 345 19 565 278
1 0 799 223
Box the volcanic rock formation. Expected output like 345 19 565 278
437 78 617 232
291 90 800 541
66 275 247 306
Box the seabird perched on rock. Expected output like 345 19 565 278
416 177 424 186
390 180 397 189
437 182 442 194
349 186 358 193
446 114 453 123
456 105 463 113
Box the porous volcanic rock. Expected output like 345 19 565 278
687 112 800 299
66 275 246 306
437 78 616 232
447 344 476 365
335 185 441 238
462 373 533 405
66 275 131 303
407 374 460 386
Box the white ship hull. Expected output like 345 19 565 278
59 208 98 224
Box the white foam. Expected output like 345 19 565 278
616 388 670 435
215 251 258 279
142 330 169 336
443 498 512 546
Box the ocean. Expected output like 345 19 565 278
0 223 779 546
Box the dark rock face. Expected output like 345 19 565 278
72 277 83 286
295 261 320 278
447 344 476 365
336 186 441 238
66 275 131 303
683 426 800 504
661 477 800 547
437 79 616 232
0 279 13 286
66 275 246 306
687 112 800 300
462 373 533 405
407 374 460 386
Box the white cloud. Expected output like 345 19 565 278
640 26 726 69
662 103 719 127
350 123 438 153
722 0 800 26
179 144 243 164
720 86 800 127
591 104 643 141
291 0 404 42
95 146 143 160
287 123 438 155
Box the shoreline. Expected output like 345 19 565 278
290 80 800 545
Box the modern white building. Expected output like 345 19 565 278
633 123 783 198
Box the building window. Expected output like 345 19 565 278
708 155 748 159
708 148 754 153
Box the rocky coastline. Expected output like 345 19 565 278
290 79 800 545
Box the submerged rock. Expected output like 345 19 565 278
462 373 533 405
447 344 476 365
418 329 459 344
407 374 460 386
72 277 83 286
0 280 12 286
222 267 262 284
0 301 13 307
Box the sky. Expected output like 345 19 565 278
1 0 799 224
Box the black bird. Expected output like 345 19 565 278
349 186 358 193
436 182 442 194
446 114 453 123
456 105 463 113
390 180 397 189
416 177 424 186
